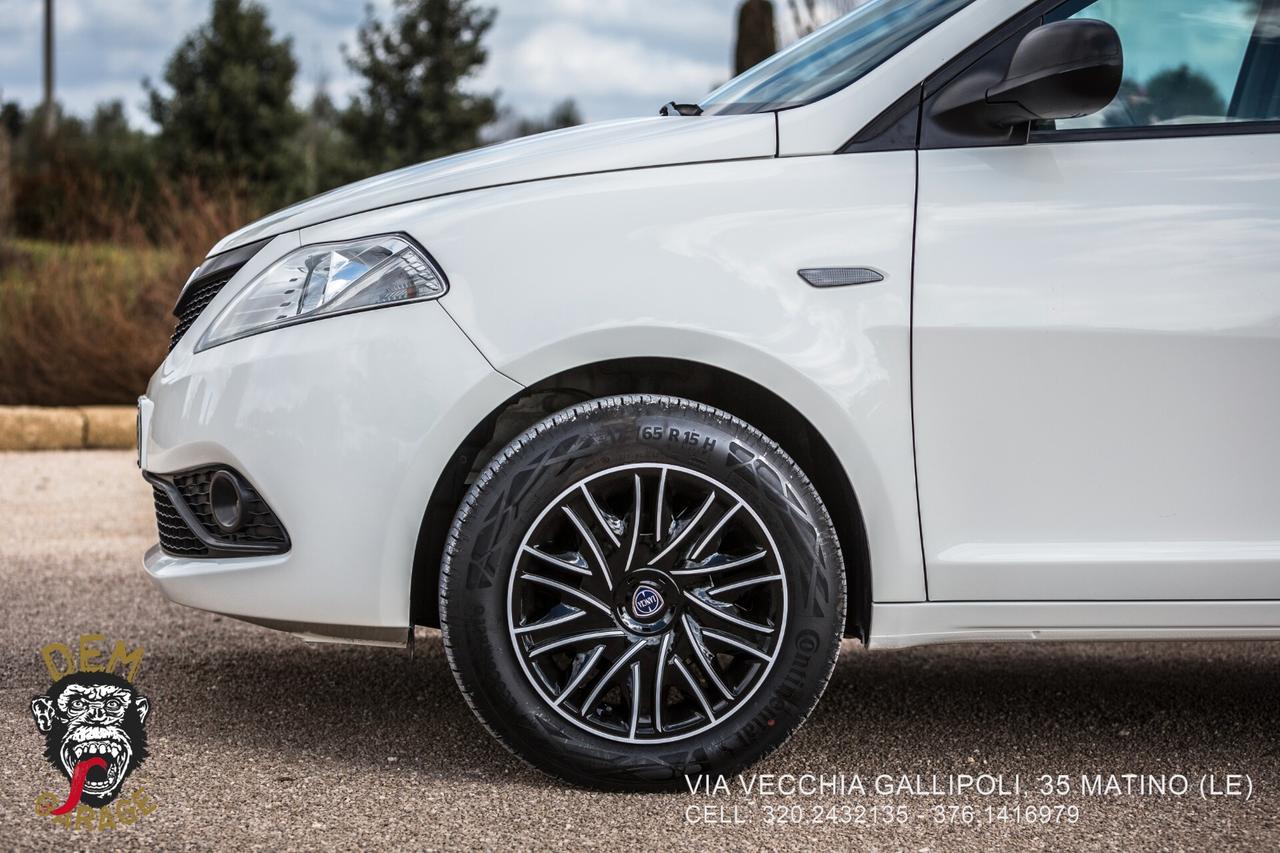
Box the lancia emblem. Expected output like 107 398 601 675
632 586 663 618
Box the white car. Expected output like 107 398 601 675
139 0 1280 788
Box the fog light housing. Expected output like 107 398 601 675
209 470 245 534
145 465 289 557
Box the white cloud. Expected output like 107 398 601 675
545 0 729 38
0 0 744 125
0 0 42 42
504 22 723 99
59 0 206 38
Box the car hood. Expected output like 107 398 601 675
209 114 777 256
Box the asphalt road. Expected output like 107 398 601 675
3 450 1279 850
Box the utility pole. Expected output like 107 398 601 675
42 0 56 138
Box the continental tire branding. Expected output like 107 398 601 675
726 629 821 755
794 628 821 655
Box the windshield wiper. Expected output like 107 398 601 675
659 101 703 116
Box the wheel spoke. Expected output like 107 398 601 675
529 628 627 658
670 549 768 576
700 626 772 662
653 631 672 733
562 506 613 590
580 484 621 548
708 573 784 597
628 661 642 739
623 474 641 573
520 573 612 615
682 614 735 701
513 607 586 635
689 501 742 562
554 645 606 707
521 545 591 576
683 589 775 634
672 655 717 722
655 467 668 542
649 491 716 564
580 640 645 716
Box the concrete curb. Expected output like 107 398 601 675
0 406 136 451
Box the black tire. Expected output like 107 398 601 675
439 394 845 790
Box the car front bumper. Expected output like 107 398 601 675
140 300 520 641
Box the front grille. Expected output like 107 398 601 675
168 239 269 352
169 274 233 351
173 467 289 548
152 486 209 556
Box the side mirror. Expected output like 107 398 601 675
986 19 1123 125
930 19 1123 136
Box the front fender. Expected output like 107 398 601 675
300 153 926 602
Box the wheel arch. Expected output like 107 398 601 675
410 357 872 640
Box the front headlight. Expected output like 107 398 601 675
197 234 447 351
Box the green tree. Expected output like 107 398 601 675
146 0 302 197
0 100 26 140
486 99 582 144
511 99 582 138
7 100 161 240
343 0 498 174
297 81 352 197
81 102 160 214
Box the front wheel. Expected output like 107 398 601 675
439 395 845 789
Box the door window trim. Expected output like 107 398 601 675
1029 120 1280 144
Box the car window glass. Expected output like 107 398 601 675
1038 0 1280 132
700 0 974 115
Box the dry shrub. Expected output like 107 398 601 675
0 181 259 406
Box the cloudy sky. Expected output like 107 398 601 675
0 0 808 129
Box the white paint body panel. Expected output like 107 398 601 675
915 135 1280 601
147 149 927 630
871 601 1280 649
141 0 1280 648
143 300 521 629
210 115 777 254
306 153 926 602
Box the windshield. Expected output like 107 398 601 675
700 0 975 114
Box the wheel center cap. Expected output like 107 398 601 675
615 569 678 634
630 585 665 621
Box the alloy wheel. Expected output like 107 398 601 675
507 463 787 744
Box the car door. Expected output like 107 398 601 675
913 0 1280 601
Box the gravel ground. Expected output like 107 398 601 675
2 450 1278 851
